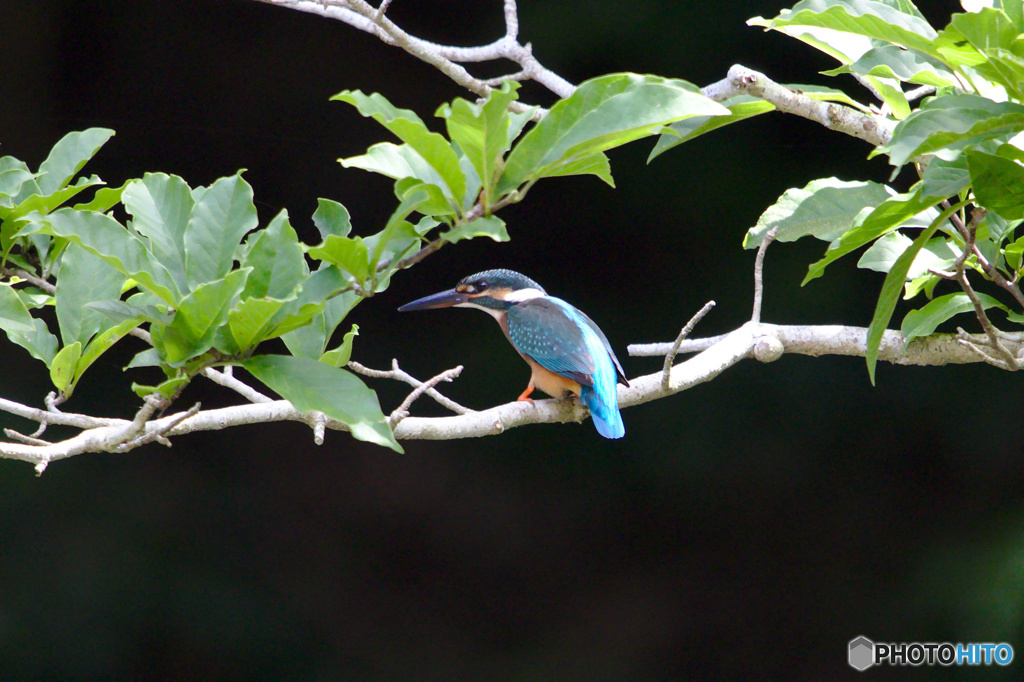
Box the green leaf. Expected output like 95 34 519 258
651 98 775 160
822 44 959 88
225 297 288 352
5 317 59 366
49 342 82 394
919 156 971 199
537 153 614 186
749 1 939 61
803 190 940 284
333 90 466 207
312 198 352 239
440 215 509 244
151 269 249 365
856 232 956 277
866 201 964 383
282 288 359 360
55 244 128 347
72 183 127 213
320 324 358 367
122 173 194 293
132 376 189 400
0 283 39 334
240 210 307 300
966 150 1024 220
75 318 141 385
184 173 259 288
341 142 459 211
744 178 892 248
244 354 401 452
86 299 172 326
307 236 370 283
498 73 729 194
438 81 519 208
37 128 115 195
126 348 161 369
37 208 180 304
874 95 1024 168
901 292 1008 343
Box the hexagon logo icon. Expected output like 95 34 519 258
849 636 875 671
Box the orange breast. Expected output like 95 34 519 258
524 356 582 398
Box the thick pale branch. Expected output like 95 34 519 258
703 65 895 147
6 320 1024 467
630 324 1024 366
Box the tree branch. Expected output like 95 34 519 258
8 320 1024 469
703 65 895 147
249 0 574 105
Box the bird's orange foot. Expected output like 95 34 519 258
517 385 536 403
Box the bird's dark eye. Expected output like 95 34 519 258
477 281 488 290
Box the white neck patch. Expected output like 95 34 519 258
503 287 546 303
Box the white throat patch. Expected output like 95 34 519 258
503 287 546 303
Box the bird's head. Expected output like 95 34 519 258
398 269 546 315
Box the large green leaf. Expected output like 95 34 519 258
243 354 401 452
803 189 940 284
438 81 519 209
651 98 775 161
55 243 127 347
122 173 193 293
36 128 115 196
822 44 959 88
151 269 249 365
5 317 59 366
901 292 1008 343
498 73 729 194
333 90 466 208
282 288 359 360
312 198 352 239
749 0 939 60
966 149 1024 220
74 318 142 388
184 174 259 288
340 142 456 213
0 283 38 334
240 210 307 300
37 208 180 304
440 215 509 245
856 232 956 277
307 236 370 283
874 95 1024 168
226 297 289 352
865 201 964 383
744 178 892 248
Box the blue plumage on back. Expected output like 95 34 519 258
546 299 625 439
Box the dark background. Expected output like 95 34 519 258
2 0 1020 680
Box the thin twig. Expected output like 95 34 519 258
752 226 778 324
389 365 464 427
661 301 716 391
112 402 202 453
202 368 273 403
349 359 470 414
251 0 573 104
1 267 55 293
3 429 51 446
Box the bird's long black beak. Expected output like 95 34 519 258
398 288 470 312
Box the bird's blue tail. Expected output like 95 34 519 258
581 384 624 439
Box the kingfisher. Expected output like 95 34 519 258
398 269 629 438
